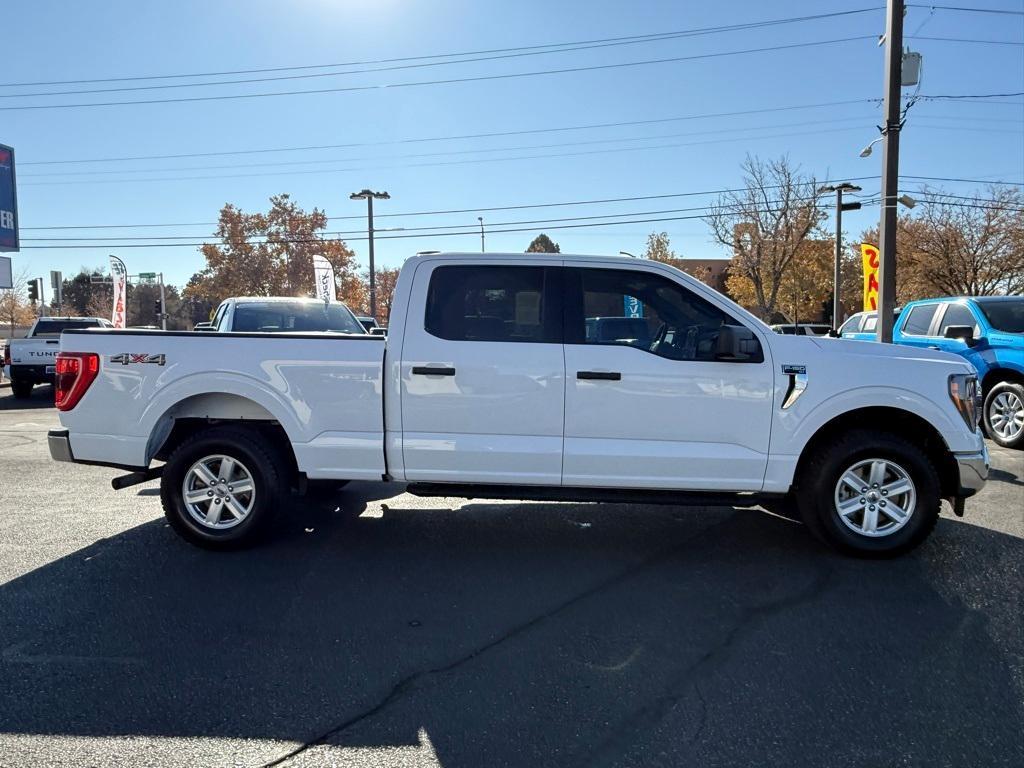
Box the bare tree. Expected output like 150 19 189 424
705 155 825 320
0 266 36 336
904 186 1024 297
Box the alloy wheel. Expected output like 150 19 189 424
989 391 1024 442
181 454 256 530
833 458 916 538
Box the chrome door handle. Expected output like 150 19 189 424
411 366 456 376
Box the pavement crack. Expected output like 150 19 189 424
260 514 739 768
578 562 837 767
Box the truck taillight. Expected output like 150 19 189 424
2 343 9 366
55 352 100 411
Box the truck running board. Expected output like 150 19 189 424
111 466 164 490
406 483 783 508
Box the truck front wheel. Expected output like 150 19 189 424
10 378 33 399
160 426 286 549
797 429 940 558
983 381 1024 450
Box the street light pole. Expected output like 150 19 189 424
350 189 390 320
819 182 862 332
876 0 905 343
478 217 485 253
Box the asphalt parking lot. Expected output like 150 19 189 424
0 384 1021 768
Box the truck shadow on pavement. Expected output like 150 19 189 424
0 384 55 411
0 486 1022 767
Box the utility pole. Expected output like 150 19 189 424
478 217 485 252
158 272 167 330
350 189 390 320
819 183 862 332
876 0 905 343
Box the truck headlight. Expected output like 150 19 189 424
948 373 980 431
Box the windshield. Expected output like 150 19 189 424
976 298 1024 334
31 319 107 337
230 302 365 334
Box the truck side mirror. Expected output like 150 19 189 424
715 324 763 362
943 325 977 347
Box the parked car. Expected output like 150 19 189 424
204 297 367 334
838 309 903 341
770 323 831 336
356 315 380 333
7 316 111 399
841 297 1024 449
48 252 988 557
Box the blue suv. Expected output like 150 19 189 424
841 296 1024 449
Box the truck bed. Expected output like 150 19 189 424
57 329 386 480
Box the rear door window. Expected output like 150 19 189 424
838 315 863 335
901 304 939 336
424 265 560 343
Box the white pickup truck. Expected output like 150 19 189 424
6 316 111 399
48 252 989 557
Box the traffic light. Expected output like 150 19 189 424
154 299 163 317
27 279 38 303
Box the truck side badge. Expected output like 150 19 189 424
781 365 807 409
110 353 166 366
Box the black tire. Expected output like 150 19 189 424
796 429 941 558
982 381 1024 450
10 379 33 399
160 426 287 549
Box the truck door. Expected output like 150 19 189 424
932 301 991 374
399 261 565 485
561 264 774 491
894 302 942 350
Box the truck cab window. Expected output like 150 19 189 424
567 267 756 362
940 303 980 337
424 265 559 343
902 304 939 336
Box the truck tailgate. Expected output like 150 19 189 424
57 330 386 479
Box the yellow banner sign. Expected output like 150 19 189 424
861 243 880 311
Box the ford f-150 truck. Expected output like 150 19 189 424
7 316 111 399
841 296 1024 449
48 253 989 557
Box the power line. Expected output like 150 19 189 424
19 99 878 166
909 35 1024 44
18 116 883 178
907 4 1024 15
21 174 1019 232
20 182 875 231
21 199 828 242
17 125 875 186
0 12 887 100
904 174 1023 185
21 116 1021 180
0 36 876 111
24 191 1020 243
921 92 1024 100
0 9 884 89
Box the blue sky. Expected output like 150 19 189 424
3 0 1022 289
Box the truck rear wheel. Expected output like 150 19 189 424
160 426 286 549
10 379 33 399
983 381 1024 450
796 429 940 558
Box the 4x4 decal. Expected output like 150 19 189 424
110 353 166 366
